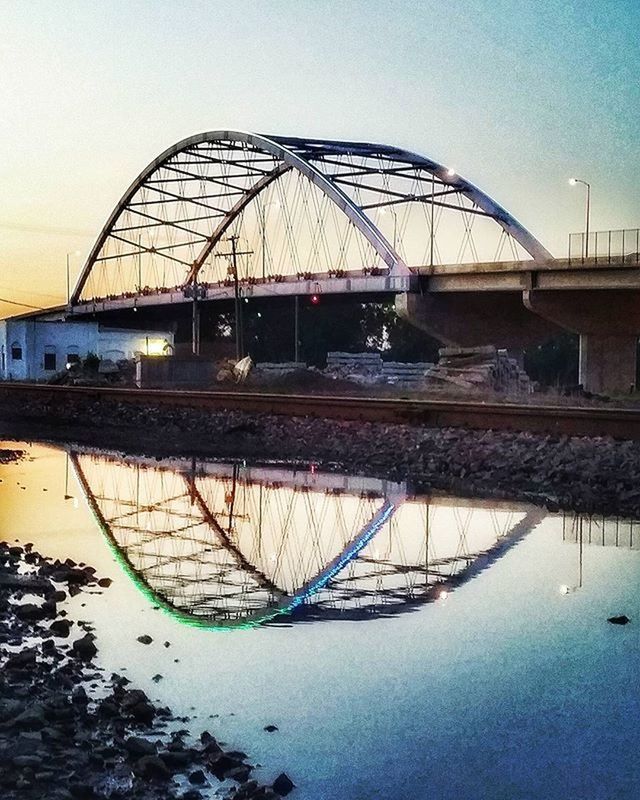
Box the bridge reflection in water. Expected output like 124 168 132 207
70 450 546 629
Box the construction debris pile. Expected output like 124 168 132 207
253 348 532 393
48 356 136 387
426 346 533 394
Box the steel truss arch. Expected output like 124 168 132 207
71 131 551 305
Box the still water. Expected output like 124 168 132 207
1 442 639 799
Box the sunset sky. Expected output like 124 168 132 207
1 0 638 318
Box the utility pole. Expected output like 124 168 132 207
231 235 242 360
191 271 200 356
184 265 206 356
214 236 253 361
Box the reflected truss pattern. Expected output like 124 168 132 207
71 450 545 629
71 132 551 304
563 513 639 549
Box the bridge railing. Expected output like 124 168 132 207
568 228 640 266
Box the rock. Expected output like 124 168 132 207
263 724 278 732
124 736 157 757
607 615 631 625
226 764 252 782
71 686 89 705
69 782 96 799
158 748 193 769
152 673 163 683
136 635 153 645
71 633 97 661
98 700 119 718
0 574 52 593
12 754 43 769
272 773 296 796
6 648 37 671
130 701 156 726
0 698 25 721
97 577 112 588
14 602 46 621
12 704 46 730
50 618 73 638
134 754 172 781
188 769 206 785
208 752 237 780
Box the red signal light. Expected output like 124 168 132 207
310 294 320 305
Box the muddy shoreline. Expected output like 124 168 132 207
2 395 640 518
0 537 293 800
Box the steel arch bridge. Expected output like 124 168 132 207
70 448 545 630
70 131 551 311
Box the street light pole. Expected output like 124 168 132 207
430 172 435 269
569 178 591 259
294 295 299 363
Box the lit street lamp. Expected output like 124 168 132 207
569 177 591 259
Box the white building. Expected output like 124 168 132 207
0 307 174 381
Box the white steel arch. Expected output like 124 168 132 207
71 131 551 305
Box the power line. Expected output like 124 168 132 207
0 285 63 301
0 220 95 237
0 296 48 311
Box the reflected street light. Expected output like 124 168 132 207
569 178 591 259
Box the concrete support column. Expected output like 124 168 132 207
524 289 640 394
579 335 637 395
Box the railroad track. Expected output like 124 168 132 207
0 382 639 440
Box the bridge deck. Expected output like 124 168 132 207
69 256 640 315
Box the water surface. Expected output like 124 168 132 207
1 442 638 799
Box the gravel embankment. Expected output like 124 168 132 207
0 540 292 800
2 394 640 517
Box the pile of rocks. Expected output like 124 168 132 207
0 540 294 800
426 346 532 394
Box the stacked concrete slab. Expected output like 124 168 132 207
381 361 435 387
326 352 383 375
254 362 307 376
325 352 434 387
426 346 532 393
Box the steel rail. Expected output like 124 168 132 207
0 382 639 440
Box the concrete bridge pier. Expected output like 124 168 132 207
524 290 640 394
398 289 639 394
395 290 564 355
578 335 637 395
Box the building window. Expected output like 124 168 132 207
11 342 22 361
66 346 80 367
43 346 57 372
